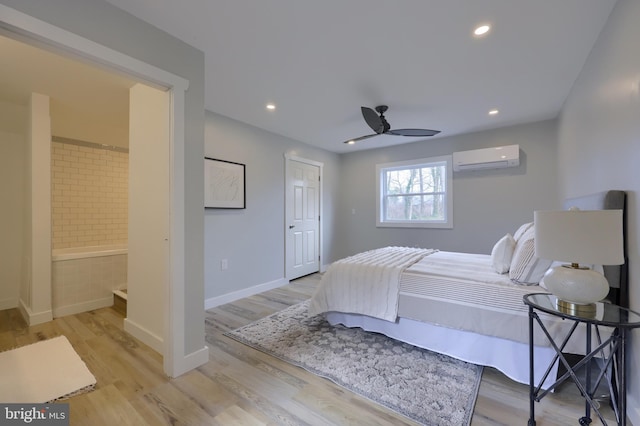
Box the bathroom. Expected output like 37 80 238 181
0 34 169 353
0 34 133 319
50 136 130 317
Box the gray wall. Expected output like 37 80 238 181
202 116 560 302
335 119 559 259
556 0 640 421
204 112 341 299
1 0 206 357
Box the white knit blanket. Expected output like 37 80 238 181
309 247 436 322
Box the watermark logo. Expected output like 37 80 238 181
1 404 69 425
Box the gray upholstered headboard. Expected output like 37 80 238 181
563 190 628 307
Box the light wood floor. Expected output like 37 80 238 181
0 273 619 425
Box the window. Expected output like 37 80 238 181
376 155 453 228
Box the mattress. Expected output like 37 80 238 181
397 251 610 353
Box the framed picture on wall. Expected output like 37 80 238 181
204 157 246 209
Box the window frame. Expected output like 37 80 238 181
375 155 453 229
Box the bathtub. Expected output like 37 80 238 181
51 245 128 317
51 244 128 261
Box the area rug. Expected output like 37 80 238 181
0 335 96 403
223 301 482 426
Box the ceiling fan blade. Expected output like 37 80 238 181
361 106 385 133
387 128 441 137
342 133 378 144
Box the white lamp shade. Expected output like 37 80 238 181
534 209 624 266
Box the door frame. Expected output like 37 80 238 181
284 153 323 280
0 4 198 377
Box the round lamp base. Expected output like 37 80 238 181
542 265 609 306
556 299 597 316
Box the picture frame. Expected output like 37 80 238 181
204 157 246 209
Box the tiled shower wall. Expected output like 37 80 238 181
51 137 128 249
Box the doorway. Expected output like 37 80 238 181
285 155 323 280
1 36 168 348
0 4 195 377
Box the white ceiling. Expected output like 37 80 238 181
101 0 616 153
0 35 134 142
2 1 617 154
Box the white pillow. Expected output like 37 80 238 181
513 222 533 243
509 226 553 285
491 233 516 274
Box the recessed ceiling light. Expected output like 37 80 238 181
266 103 276 110
474 25 491 36
488 109 499 115
346 140 355 145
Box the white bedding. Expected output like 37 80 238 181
308 246 435 321
405 250 510 284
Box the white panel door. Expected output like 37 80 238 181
286 159 320 279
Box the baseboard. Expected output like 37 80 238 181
204 277 288 310
124 318 164 354
0 297 18 310
52 296 113 318
18 299 53 326
169 346 210 378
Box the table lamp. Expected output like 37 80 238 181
534 209 624 314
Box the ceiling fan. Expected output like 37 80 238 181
344 105 440 144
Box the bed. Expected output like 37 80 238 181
309 190 627 389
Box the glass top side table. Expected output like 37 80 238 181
524 293 640 426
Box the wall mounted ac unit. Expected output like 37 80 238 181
452 144 520 172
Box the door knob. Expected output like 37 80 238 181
289 225 295 229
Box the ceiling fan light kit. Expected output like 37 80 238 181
344 105 440 144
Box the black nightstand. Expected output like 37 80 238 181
524 293 640 426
